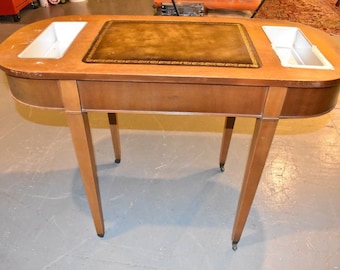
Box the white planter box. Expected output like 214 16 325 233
19 21 87 59
262 26 334 70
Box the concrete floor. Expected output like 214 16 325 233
0 1 340 269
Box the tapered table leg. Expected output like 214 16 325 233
231 86 287 250
108 113 121 164
231 118 278 249
59 80 104 237
66 112 105 236
219 117 236 172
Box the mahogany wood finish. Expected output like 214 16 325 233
0 15 339 249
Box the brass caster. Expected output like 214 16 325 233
232 241 238 251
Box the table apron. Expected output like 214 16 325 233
6 76 340 119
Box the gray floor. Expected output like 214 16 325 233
1 1 340 269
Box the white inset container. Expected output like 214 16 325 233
262 26 334 70
18 22 87 59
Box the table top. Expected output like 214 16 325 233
0 15 339 88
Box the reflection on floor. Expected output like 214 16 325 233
0 1 339 269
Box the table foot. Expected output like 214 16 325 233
219 117 235 173
232 241 239 251
108 113 122 164
97 233 105 238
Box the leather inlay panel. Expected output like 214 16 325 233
83 20 261 68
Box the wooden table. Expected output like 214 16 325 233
0 15 339 250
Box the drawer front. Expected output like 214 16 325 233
78 81 267 116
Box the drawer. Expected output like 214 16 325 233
78 81 267 116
